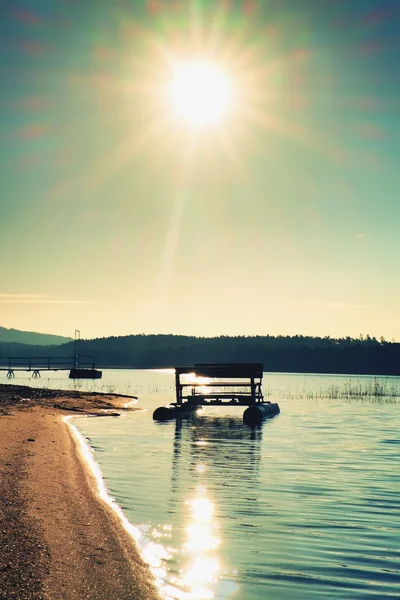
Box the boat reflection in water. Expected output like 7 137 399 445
157 411 264 599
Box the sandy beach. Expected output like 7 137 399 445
0 384 163 600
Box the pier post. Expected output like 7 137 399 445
74 330 81 369
251 377 256 403
175 370 182 405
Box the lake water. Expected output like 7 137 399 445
4 370 400 599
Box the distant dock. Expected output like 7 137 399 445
0 356 101 379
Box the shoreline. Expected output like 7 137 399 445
0 384 163 600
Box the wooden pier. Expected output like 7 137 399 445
153 363 280 424
0 356 101 379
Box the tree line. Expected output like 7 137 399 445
0 334 399 375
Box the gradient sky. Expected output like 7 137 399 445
1 0 399 340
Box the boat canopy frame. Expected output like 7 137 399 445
174 363 264 406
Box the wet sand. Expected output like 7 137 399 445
0 385 162 600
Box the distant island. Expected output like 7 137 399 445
1 332 399 376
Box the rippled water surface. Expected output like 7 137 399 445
6 370 400 599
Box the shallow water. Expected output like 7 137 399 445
5 370 400 599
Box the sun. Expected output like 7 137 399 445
168 60 232 127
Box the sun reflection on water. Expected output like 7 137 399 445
138 488 221 600
178 493 220 599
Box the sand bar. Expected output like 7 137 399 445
0 384 163 600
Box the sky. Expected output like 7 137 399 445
0 0 399 340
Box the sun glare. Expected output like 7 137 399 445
169 60 232 127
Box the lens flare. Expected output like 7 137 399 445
169 60 232 126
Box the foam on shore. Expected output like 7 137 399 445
65 416 183 600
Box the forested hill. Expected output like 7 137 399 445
0 326 73 346
1 334 400 376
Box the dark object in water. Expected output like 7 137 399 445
243 402 280 425
153 401 280 425
153 404 197 421
88 412 120 417
154 363 280 424
69 368 102 379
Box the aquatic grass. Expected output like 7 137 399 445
265 377 400 403
330 378 400 401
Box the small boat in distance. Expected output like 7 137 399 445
69 368 102 379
